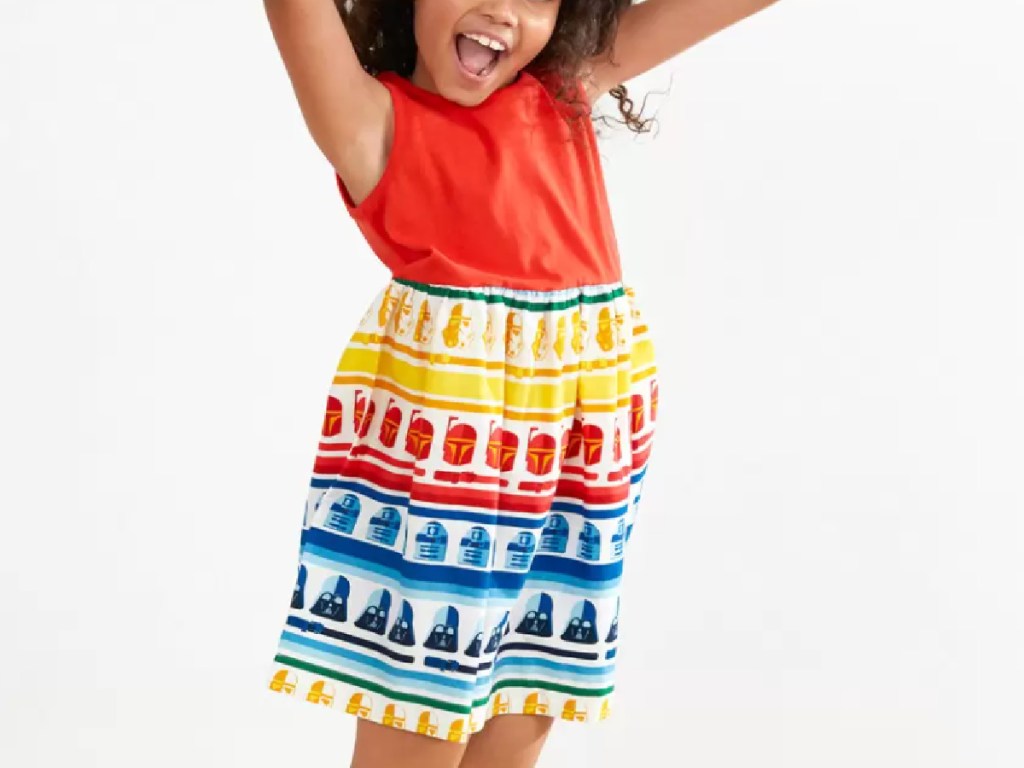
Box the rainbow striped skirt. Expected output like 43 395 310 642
266 278 658 742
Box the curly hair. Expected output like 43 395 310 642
336 0 654 134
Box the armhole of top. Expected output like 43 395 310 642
335 75 402 217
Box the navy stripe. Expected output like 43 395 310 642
496 641 600 662
527 554 621 582
286 616 416 664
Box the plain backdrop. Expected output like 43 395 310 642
2 0 1022 766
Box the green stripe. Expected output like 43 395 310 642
393 278 625 310
491 678 615 698
275 654 471 713
275 656 615 712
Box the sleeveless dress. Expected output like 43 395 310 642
266 69 659 742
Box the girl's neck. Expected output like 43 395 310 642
409 57 440 95
407 54 527 103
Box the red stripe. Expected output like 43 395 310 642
317 440 354 454
314 457 414 496
312 459 634 510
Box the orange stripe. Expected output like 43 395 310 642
347 332 633 376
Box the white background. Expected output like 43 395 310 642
2 0 1021 766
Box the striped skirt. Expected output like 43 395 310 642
266 278 658 742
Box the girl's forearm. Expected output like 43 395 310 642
601 0 781 85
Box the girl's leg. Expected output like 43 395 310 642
457 715 555 768
350 719 467 768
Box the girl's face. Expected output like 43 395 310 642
411 0 562 105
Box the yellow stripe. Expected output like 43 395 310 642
332 375 630 422
632 364 658 383
337 347 632 410
631 338 656 370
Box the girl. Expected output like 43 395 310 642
263 1 777 766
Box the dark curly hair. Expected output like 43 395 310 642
336 0 654 134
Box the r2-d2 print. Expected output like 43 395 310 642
458 526 491 567
611 518 626 558
415 521 449 562
325 493 361 534
540 514 569 554
578 522 601 561
505 531 537 570
367 506 402 547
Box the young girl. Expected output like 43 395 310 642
263 1 777 766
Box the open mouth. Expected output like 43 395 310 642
454 33 506 80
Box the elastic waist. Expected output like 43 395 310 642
392 277 627 309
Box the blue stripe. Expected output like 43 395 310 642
312 481 541 527
309 477 408 507
301 548 520 605
517 575 621 595
528 554 622 581
300 528 623 593
549 500 627 520
279 632 474 697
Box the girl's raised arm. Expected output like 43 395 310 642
584 0 781 103
263 0 393 206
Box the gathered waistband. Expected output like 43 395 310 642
392 277 629 308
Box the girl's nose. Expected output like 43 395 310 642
479 2 517 27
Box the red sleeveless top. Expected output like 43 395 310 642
335 70 623 291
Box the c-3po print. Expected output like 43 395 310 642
595 307 616 352
482 309 497 353
505 311 524 359
531 316 550 361
391 288 415 337
442 303 473 349
552 315 567 361
378 284 401 328
413 299 434 344
570 309 587 355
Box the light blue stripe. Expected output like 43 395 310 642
491 654 617 680
279 633 473 698
280 632 615 699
